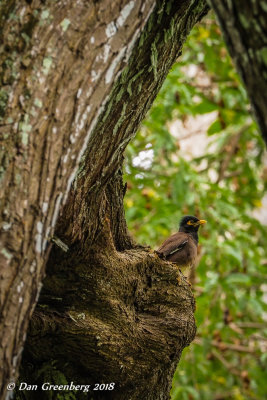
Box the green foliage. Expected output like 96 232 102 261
124 15 267 400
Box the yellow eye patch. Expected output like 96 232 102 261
187 220 194 225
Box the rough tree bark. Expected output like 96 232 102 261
0 1 209 399
209 0 267 144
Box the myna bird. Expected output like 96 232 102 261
157 215 206 277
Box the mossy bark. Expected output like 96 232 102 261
0 1 210 399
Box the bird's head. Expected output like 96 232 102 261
179 215 207 233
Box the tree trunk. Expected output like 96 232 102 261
209 0 267 144
0 1 209 399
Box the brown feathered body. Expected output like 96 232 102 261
157 232 198 277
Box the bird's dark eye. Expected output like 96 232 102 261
187 220 193 225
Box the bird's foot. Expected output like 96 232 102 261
185 277 192 286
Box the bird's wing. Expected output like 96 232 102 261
168 240 188 255
157 232 189 257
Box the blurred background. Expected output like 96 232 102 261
124 14 267 400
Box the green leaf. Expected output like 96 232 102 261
207 119 222 135
226 273 251 285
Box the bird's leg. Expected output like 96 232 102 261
176 268 182 285
179 268 192 286
186 278 192 287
